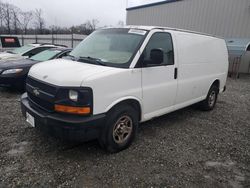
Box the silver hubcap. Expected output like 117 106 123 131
208 91 216 107
113 115 133 144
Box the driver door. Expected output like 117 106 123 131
140 32 178 120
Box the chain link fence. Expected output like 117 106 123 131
13 34 87 48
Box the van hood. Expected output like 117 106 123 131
0 52 24 61
28 59 117 87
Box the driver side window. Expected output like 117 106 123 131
141 32 174 67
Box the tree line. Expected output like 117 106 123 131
0 1 112 35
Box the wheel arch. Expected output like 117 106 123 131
205 79 220 97
212 79 220 90
105 97 142 121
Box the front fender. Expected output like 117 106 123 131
105 96 143 115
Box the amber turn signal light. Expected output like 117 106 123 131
54 104 91 115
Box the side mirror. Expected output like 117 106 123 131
150 48 164 64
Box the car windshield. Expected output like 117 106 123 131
30 49 61 61
69 28 147 68
11 44 34 54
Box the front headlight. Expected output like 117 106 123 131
69 90 78 102
54 88 93 115
2 69 23 75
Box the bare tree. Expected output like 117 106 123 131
34 8 45 34
19 11 33 34
0 1 102 35
12 6 21 34
91 19 99 30
0 1 4 34
1 2 13 34
78 19 99 34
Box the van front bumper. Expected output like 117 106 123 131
20 93 106 142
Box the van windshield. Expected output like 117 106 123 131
70 28 147 68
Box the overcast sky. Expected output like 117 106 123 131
6 0 164 27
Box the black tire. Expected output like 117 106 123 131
200 85 219 111
99 104 139 153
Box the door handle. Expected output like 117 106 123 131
174 68 178 79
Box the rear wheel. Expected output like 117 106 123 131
200 85 219 111
99 104 139 153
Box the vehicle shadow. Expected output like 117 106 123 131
27 104 202 157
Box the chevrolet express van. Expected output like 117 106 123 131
21 26 228 152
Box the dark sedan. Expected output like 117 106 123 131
0 48 72 90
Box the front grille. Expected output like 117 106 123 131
28 93 54 112
26 77 57 112
26 77 57 95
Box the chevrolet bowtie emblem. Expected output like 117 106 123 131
33 88 40 96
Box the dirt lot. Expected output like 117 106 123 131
0 76 249 188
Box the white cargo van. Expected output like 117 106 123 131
21 26 228 152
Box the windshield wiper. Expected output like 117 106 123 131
78 56 107 66
65 54 77 61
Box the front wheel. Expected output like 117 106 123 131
200 85 219 111
99 105 139 153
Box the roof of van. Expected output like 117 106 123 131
126 0 182 11
103 25 222 39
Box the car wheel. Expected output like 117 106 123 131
200 85 219 111
99 104 138 153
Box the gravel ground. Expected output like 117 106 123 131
0 76 249 188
